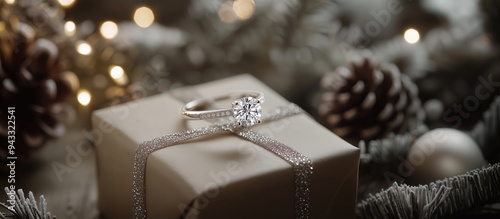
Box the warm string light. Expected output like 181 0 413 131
108 65 128 85
64 21 76 36
62 71 80 91
57 0 76 8
100 21 119 39
133 6 155 28
404 28 420 44
109 65 124 79
218 0 255 23
218 1 237 23
76 41 92 55
233 0 255 20
77 89 91 106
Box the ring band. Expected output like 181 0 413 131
181 91 264 127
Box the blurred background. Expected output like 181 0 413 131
1 0 500 218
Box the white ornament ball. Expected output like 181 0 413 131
407 128 487 184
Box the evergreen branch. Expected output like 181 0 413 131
170 0 346 75
359 124 428 165
281 0 339 45
357 163 500 219
279 0 340 47
1 188 55 219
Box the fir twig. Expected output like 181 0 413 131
279 0 340 46
1 188 55 219
357 163 500 219
179 0 345 74
359 124 428 165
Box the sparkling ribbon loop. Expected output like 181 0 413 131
133 103 313 219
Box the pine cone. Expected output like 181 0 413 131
0 22 75 164
316 57 423 143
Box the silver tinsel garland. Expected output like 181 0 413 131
357 163 500 219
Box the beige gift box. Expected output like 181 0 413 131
92 74 360 218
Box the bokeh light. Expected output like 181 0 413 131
404 28 420 44
100 21 119 39
57 0 76 8
76 41 92 55
109 65 129 85
109 66 124 79
233 0 255 20
5 0 15 5
218 1 237 23
62 71 80 92
64 21 76 36
77 89 91 106
133 7 155 28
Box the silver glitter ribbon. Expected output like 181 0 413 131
132 103 313 219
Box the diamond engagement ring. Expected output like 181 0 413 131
181 91 264 127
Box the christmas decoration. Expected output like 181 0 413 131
2 0 500 217
1 188 55 219
407 128 486 184
357 163 500 219
315 56 424 143
0 19 75 163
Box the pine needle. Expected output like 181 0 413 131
1 188 55 219
357 163 500 219
359 124 428 165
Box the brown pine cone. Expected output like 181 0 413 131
0 22 76 164
316 57 423 143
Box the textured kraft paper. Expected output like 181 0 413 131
92 74 360 218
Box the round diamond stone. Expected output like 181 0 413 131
232 96 262 127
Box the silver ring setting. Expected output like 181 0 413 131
181 91 264 127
